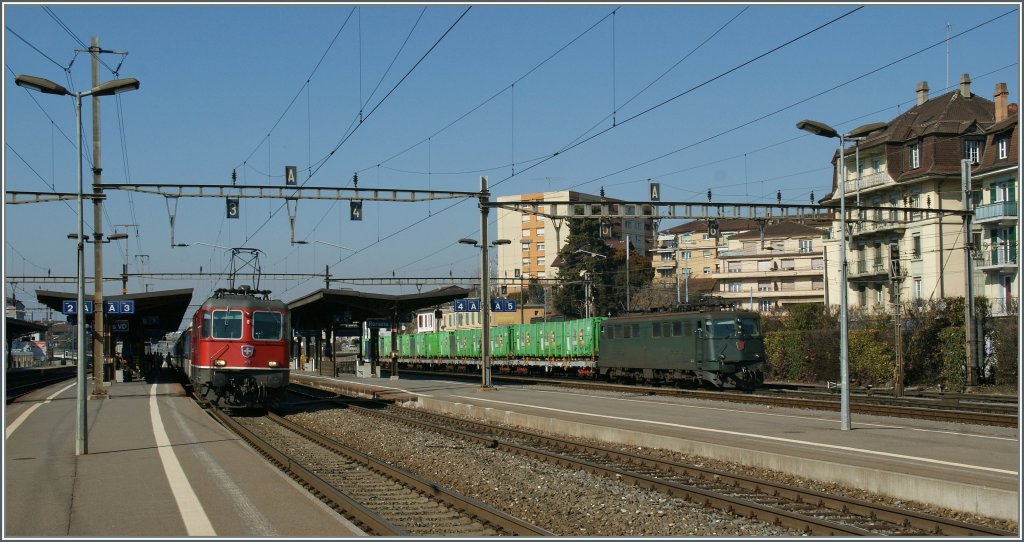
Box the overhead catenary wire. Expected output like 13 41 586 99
237 7 472 249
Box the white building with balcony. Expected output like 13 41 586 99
819 75 1017 314
710 222 827 311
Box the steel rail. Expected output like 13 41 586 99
266 411 555 537
209 407 405 536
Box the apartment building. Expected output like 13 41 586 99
819 75 1018 312
710 222 827 311
970 82 1019 316
651 218 761 284
495 190 651 292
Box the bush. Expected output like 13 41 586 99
938 325 967 391
989 316 1019 389
765 331 808 381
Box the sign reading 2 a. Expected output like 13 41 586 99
226 198 240 219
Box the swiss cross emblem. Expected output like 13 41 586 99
241 344 255 359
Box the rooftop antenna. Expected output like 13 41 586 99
945 23 951 89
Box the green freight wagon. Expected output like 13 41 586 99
454 328 482 358
565 317 604 358
490 326 512 358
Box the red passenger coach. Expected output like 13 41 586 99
186 285 290 408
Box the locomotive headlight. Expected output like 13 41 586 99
214 359 227 367
268 361 279 368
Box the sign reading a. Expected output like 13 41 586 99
649 182 661 201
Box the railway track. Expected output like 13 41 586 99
287 383 1015 537
5 368 77 405
391 369 1018 427
209 406 552 536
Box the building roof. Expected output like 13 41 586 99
820 76 1001 201
287 285 469 331
728 221 825 240
662 218 760 235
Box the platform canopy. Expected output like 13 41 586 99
35 288 194 341
287 285 469 332
5 317 47 340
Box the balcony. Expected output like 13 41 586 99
974 201 1017 225
845 171 892 194
849 257 887 279
850 214 907 237
976 249 1018 273
987 296 1019 317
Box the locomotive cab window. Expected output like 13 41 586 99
253 311 283 340
740 317 761 337
211 310 243 339
201 311 212 338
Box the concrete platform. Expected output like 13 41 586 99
296 371 1020 523
4 368 365 537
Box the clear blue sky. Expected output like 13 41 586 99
3 3 1020 325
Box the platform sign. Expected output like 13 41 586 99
453 299 481 312
111 320 130 333
61 300 93 315
104 300 135 314
364 319 389 329
491 299 517 312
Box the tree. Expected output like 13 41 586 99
552 218 614 318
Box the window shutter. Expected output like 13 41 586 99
1009 181 1016 203
991 230 998 265
1010 228 1018 263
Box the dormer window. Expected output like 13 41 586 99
964 140 982 164
998 137 1008 160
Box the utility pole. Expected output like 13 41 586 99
89 37 107 397
961 159 976 388
625 236 630 312
893 278 904 397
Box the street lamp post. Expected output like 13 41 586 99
520 239 533 324
15 73 140 455
796 119 887 431
574 249 607 318
459 236 509 388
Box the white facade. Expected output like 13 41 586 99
494 190 649 291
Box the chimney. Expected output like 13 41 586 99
916 81 929 105
959 73 971 98
994 82 1009 122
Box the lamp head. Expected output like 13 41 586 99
90 78 140 97
107 233 129 241
15 75 69 96
796 119 839 139
491 239 511 246
458 238 478 246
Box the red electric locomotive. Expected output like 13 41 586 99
185 285 290 408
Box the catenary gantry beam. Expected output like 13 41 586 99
488 199 967 220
